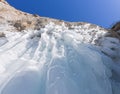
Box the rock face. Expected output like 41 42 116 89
0 0 105 31
1 1 120 38
111 22 120 31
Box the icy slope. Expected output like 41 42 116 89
0 1 120 94
0 22 120 94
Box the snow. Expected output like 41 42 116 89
0 22 120 94
98 37 120 58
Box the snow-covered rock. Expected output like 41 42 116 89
0 1 120 94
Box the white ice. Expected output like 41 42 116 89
0 22 120 94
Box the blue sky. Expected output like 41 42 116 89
6 0 120 28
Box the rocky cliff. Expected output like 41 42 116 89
0 0 106 31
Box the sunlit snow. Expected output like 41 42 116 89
0 22 120 94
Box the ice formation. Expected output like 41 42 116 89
0 1 120 94
0 22 120 94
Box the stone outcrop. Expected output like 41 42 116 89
0 0 120 40
106 22 120 40
111 22 120 31
0 0 104 32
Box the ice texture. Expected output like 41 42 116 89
0 22 120 94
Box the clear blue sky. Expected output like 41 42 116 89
6 0 120 28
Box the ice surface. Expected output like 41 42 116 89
98 37 120 58
0 22 120 94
